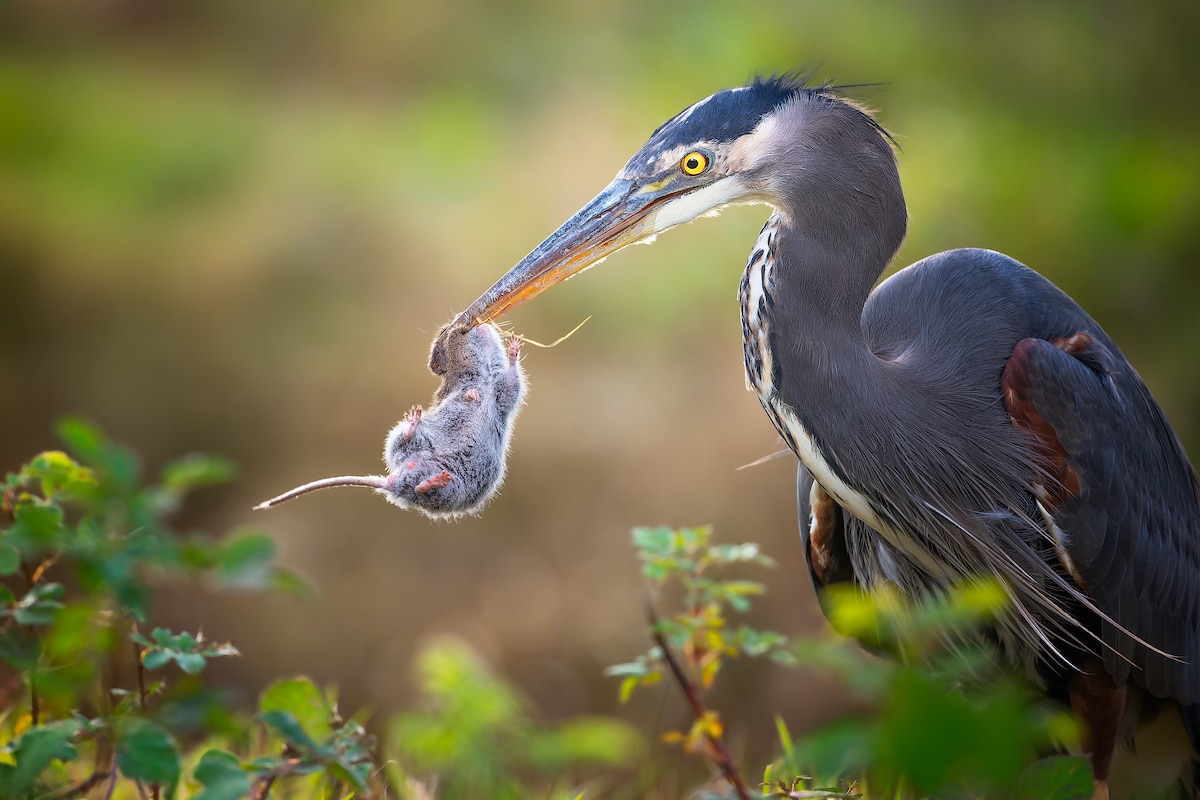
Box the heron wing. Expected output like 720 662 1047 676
1002 334 1200 704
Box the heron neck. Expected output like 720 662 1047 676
758 211 903 448
770 212 891 348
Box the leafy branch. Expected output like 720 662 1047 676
607 525 791 799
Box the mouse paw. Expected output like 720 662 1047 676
400 405 424 440
507 336 523 363
463 387 481 402
414 470 452 494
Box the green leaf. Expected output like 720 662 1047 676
55 418 103 463
6 501 65 552
0 629 39 669
175 652 207 674
14 582 66 625
603 661 651 678
774 715 795 766
2 720 81 795
0 543 20 576
269 567 315 598
1013 756 1094 800
215 531 276 588
259 677 334 743
160 453 236 493
192 749 254 800
734 626 788 657
30 582 66 602
789 717 878 780
27 450 92 497
260 710 330 756
56 419 140 491
142 649 173 670
116 718 180 787
631 526 673 557
525 716 642 770
44 602 118 663
328 758 371 792
13 603 61 625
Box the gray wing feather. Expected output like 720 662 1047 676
1016 336 1200 703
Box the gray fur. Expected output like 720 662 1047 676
254 323 524 517
382 322 525 518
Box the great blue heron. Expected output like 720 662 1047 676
448 75 1200 798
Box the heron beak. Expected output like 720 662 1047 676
452 176 688 327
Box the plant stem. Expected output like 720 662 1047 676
53 768 112 798
30 670 39 727
647 602 751 800
133 637 147 709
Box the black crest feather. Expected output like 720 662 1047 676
644 72 895 153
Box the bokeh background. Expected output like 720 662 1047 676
3 0 1199 779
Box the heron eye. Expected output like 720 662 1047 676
680 150 710 176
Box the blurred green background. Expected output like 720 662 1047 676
2 0 1198 777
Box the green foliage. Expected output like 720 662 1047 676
0 425 1105 798
0 420 378 798
609 525 786 701
614 525 1093 800
388 636 642 799
783 585 1087 798
0 422 647 799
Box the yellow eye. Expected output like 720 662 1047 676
680 150 710 176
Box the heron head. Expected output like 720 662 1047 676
453 75 899 327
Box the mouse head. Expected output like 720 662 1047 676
428 322 500 377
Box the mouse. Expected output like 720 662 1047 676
254 322 525 519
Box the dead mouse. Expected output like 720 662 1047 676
254 322 525 518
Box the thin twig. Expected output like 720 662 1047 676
29 671 38 727
52 768 111 798
133 637 147 709
646 601 752 800
250 752 303 800
250 773 277 800
29 555 59 584
102 754 118 800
